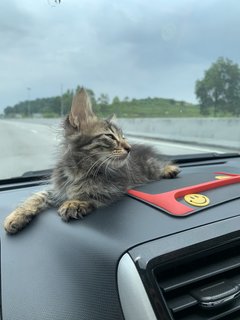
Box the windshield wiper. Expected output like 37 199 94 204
169 152 240 164
0 169 52 189
0 169 52 186
21 169 52 178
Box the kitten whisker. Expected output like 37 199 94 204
92 156 112 179
104 157 115 178
85 158 103 178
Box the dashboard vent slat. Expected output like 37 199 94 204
159 254 240 292
168 294 198 312
153 243 240 319
180 299 240 320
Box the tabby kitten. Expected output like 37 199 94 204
4 88 179 234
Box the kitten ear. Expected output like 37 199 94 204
69 88 96 129
106 113 117 124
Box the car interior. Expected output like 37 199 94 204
1 1 240 319
1 153 240 320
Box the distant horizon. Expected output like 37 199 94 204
0 86 198 112
1 91 197 115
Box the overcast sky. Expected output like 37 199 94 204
0 0 240 111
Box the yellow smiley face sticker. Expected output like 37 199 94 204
184 194 210 207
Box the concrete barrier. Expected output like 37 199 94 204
6 117 240 150
118 118 240 150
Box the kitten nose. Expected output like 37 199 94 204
122 141 131 153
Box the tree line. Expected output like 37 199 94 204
3 87 197 118
3 57 240 118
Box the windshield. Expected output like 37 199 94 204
1 0 240 180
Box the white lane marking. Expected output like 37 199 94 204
31 129 38 134
129 137 224 153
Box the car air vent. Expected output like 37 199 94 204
154 244 240 320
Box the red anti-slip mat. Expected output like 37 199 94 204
127 172 240 216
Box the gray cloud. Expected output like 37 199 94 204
1 0 240 111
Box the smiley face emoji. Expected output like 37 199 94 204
184 194 210 207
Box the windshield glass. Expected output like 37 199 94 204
1 0 240 179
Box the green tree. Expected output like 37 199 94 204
4 106 14 117
112 96 121 116
86 89 96 105
112 96 120 104
97 93 109 105
195 57 240 116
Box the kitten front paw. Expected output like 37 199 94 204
162 164 180 179
58 200 94 222
4 210 32 234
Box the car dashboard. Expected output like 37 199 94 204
0 155 240 320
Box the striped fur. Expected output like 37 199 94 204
4 88 179 234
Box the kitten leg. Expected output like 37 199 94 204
161 164 180 178
145 158 180 180
58 200 94 222
4 191 50 234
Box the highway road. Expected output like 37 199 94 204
0 120 58 179
0 119 237 180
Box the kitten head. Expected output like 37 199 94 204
63 88 131 171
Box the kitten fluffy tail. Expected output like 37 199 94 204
4 191 51 234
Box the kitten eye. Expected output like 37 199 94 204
105 133 116 140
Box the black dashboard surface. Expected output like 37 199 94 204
0 157 240 320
